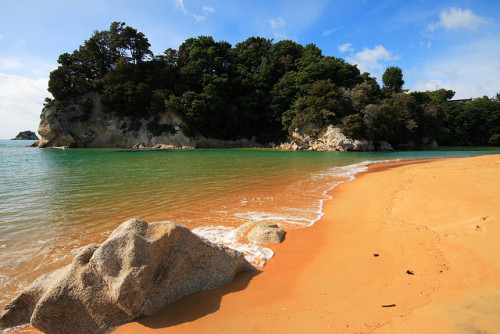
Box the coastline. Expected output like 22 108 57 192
114 154 500 333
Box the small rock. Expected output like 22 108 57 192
247 224 286 244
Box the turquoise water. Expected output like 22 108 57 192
1 139 499 309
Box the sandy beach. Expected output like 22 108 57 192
113 154 500 333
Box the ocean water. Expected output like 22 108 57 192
1 139 499 310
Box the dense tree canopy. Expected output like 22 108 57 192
47 22 500 147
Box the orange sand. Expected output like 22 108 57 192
107 154 499 333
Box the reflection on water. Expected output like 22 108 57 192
0 140 499 310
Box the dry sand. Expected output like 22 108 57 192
110 154 498 333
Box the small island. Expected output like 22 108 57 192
11 131 39 140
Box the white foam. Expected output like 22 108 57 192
194 159 397 268
235 211 311 227
193 224 274 269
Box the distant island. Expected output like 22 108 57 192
11 131 39 141
33 22 500 149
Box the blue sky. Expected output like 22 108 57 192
1 0 499 138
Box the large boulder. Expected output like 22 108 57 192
247 224 286 244
0 219 253 334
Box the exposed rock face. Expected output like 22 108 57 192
34 92 194 149
33 92 262 149
0 219 253 334
280 126 374 152
11 131 39 140
247 224 286 244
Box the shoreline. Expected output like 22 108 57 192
114 154 500 333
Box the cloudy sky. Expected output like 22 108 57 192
1 0 499 138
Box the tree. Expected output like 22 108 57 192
282 81 348 136
382 66 404 93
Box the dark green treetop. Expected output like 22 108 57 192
382 66 404 93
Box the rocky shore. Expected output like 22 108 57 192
279 125 394 152
32 93 263 150
31 92 398 151
0 219 254 334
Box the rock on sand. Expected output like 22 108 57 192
0 219 253 334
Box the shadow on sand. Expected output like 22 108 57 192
135 270 262 329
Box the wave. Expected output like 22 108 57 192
193 159 396 268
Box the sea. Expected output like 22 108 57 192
1 139 499 310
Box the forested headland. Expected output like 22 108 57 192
45 22 500 147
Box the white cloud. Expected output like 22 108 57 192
0 73 49 138
175 0 188 15
428 8 488 31
412 38 500 99
193 14 205 22
338 43 354 53
269 17 294 41
175 1 214 22
203 6 214 15
0 57 22 70
0 34 4 42
273 32 288 40
270 17 285 29
322 28 338 36
0 57 56 77
347 45 397 74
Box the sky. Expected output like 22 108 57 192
1 0 499 138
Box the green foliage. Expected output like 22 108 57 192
283 81 348 136
48 21 152 100
341 114 366 139
382 66 404 93
428 89 455 103
47 23 499 146
440 97 500 145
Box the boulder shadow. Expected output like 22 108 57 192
135 270 261 329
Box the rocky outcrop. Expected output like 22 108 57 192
0 219 253 334
11 131 39 140
33 92 195 149
33 92 263 149
280 126 374 152
247 224 286 244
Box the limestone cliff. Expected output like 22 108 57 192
33 92 191 148
279 126 392 152
33 92 261 149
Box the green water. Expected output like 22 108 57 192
0 139 499 308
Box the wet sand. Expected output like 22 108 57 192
114 154 500 333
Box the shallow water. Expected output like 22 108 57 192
1 139 499 309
